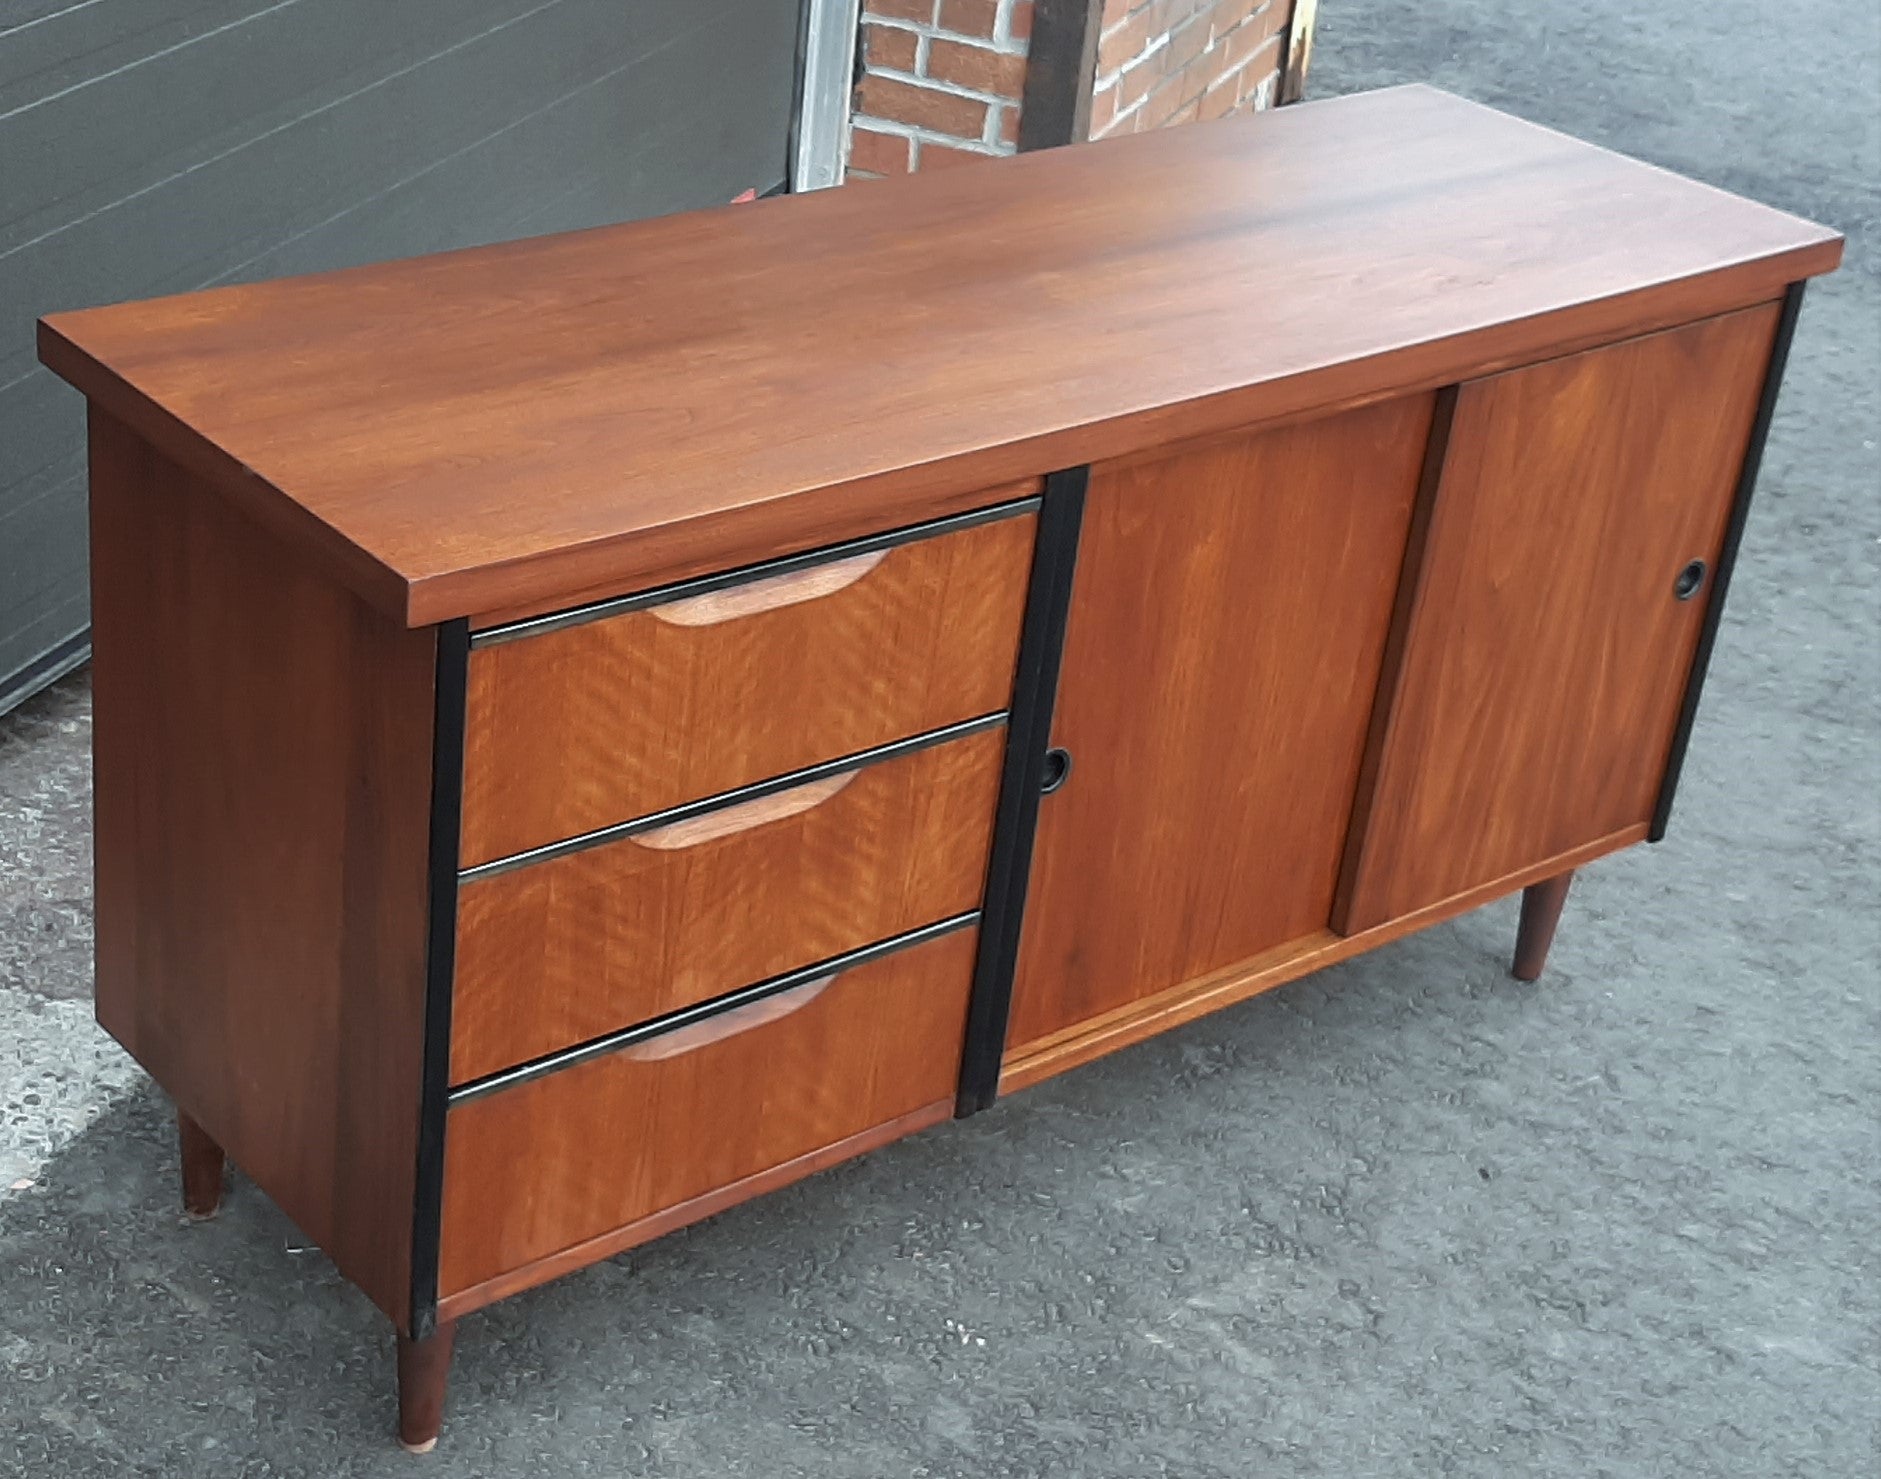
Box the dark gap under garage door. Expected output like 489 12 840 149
0 0 804 712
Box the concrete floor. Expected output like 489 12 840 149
2 1 1876 1474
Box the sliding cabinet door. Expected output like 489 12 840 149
1005 395 1437 1057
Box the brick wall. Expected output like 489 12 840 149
847 0 1297 179
1089 1 1292 137
848 1 1036 179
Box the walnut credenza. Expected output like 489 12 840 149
38 87 1840 1448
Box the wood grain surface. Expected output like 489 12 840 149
395 1324 456 1454
1512 872 1576 982
459 509 1032 866
176 1110 226 1220
649 551 887 626
1003 396 1436 1054
437 927 978 1298
1335 305 1781 932
450 727 1004 1083
436 1101 952 1322
87 410 435 1327
625 773 856 850
39 87 1839 625
614 976 837 1062
1001 825 1647 1095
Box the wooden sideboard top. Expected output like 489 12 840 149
39 85 1840 626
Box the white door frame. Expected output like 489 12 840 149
794 0 860 190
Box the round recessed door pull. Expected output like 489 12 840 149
1040 747 1073 795
1674 559 1709 601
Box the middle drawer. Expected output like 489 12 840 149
449 722 1005 1085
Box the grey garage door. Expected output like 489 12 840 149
0 0 804 712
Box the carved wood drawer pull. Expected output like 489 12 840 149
627 771 857 850
649 551 889 626
617 976 837 1062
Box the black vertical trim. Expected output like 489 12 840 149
1016 0 1105 150
956 467 1088 1115
407 618 469 1338
782 0 812 193
1650 282 1806 842
1330 385 1458 933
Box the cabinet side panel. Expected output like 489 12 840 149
88 411 436 1326
1336 304 1781 932
1004 395 1436 1056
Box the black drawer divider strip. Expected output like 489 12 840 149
447 911 981 1106
955 466 1088 1116
472 495 1044 648
409 616 470 1341
460 711 1009 882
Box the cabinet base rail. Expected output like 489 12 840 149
1001 827 1640 1095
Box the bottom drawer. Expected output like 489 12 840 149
436 925 978 1304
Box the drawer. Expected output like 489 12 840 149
450 722 1005 1084
459 502 1038 866
436 924 977 1302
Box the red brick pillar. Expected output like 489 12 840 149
1088 0 1294 139
845 0 1309 180
849 2 1036 179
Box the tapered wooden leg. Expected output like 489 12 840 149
177 1110 225 1219
397 1322 457 1453
1512 870 1575 981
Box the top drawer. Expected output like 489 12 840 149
459 499 1038 866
